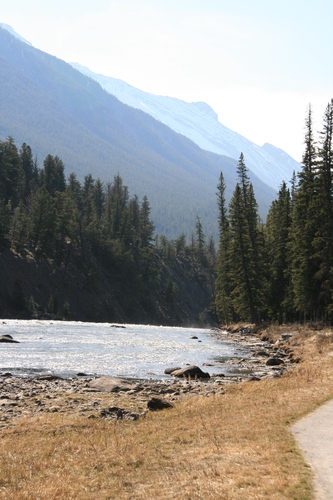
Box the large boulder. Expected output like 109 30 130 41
147 397 173 411
266 357 284 366
89 376 139 393
170 365 210 379
0 335 19 343
164 367 182 375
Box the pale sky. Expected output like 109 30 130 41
2 0 332 162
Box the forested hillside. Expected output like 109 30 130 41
0 138 215 324
215 101 333 325
2 102 332 326
0 25 276 241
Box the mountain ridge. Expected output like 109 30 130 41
71 62 300 190
0 24 277 240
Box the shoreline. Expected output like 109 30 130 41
0 327 294 431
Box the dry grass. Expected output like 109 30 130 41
1 325 333 499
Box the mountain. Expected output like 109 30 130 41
71 63 300 190
0 24 277 240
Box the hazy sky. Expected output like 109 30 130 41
2 0 332 161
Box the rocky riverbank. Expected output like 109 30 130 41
0 327 296 431
212 327 295 380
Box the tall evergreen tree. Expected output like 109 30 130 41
215 172 232 324
20 143 34 200
291 105 319 321
29 186 55 257
0 137 25 208
42 154 66 196
266 182 293 323
227 155 266 324
228 184 257 322
195 215 206 265
312 99 333 317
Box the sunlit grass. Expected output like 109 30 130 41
0 325 332 499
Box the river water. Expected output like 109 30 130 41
0 320 247 379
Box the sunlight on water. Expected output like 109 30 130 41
0 320 246 379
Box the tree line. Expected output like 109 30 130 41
0 137 215 318
215 100 333 325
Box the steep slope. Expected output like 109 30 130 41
72 63 300 190
0 25 276 240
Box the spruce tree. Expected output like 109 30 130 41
228 184 257 322
227 155 266 324
266 182 293 323
291 105 319 321
215 172 232 324
312 99 333 317
195 215 206 265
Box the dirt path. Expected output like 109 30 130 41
291 399 333 499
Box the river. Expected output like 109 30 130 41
0 320 247 379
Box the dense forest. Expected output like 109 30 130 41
1 100 332 326
0 137 215 323
215 100 333 325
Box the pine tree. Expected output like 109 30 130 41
195 215 206 265
0 137 25 208
20 143 34 200
93 178 106 221
29 186 55 257
228 184 257 322
312 99 333 318
226 156 266 324
42 155 66 197
215 172 232 324
11 200 28 252
140 195 155 248
266 182 293 323
291 105 319 321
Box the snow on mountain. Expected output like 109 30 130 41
71 63 300 190
0 23 32 46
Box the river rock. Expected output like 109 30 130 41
170 365 210 379
256 350 270 357
88 376 138 393
266 357 284 366
147 397 173 411
0 335 19 343
164 367 182 375
35 375 63 381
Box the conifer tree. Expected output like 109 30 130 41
140 195 155 248
20 143 34 200
312 99 333 317
227 155 266 324
29 186 55 257
291 105 319 321
195 215 206 265
266 182 293 323
0 137 25 208
42 154 66 197
11 200 28 252
215 172 232 324
228 183 257 322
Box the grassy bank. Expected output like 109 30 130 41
1 325 333 499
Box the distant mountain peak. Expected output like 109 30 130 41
191 101 218 120
71 63 300 190
0 23 32 46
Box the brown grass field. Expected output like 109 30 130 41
1 325 333 499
